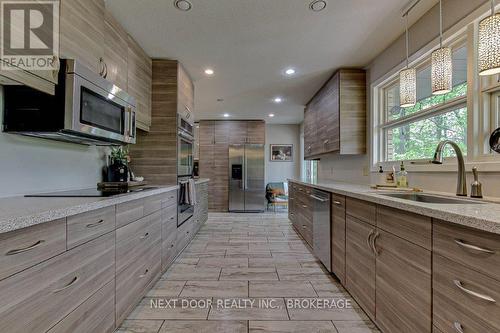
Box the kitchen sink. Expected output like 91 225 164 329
380 193 485 204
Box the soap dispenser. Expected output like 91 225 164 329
471 166 483 198
397 161 409 188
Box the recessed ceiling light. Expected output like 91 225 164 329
309 0 327 12
204 68 214 75
174 0 192 11
273 97 283 103
285 68 296 76
269 113 275 118
223 113 230 118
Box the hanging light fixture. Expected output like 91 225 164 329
431 0 452 95
400 13 416 107
478 0 500 76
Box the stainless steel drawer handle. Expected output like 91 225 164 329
367 230 375 250
302 205 308 208
372 232 380 255
453 280 496 303
86 219 104 228
454 239 495 254
6 240 45 256
140 232 150 240
53 276 79 293
453 322 465 333
309 194 329 202
302 225 307 229
333 200 342 206
139 269 149 278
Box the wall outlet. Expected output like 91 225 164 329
362 165 369 177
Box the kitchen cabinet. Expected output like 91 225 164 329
104 10 129 90
60 0 106 74
246 121 266 144
227 120 266 144
178 64 195 122
331 194 346 284
194 122 200 160
127 36 152 131
304 69 366 159
345 215 376 320
66 206 115 250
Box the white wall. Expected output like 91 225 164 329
265 124 300 185
0 88 109 198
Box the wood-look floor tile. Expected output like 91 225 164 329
162 267 221 281
276 268 333 281
115 319 164 333
208 298 288 320
180 281 248 297
127 298 211 320
196 257 248 268
310 281 348 297
248 258 301 269
333 320 381 333
249 320 337 333
159 320 247 333
147 280 186 297
249 281 317 297
220 268 279 280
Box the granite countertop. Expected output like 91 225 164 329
0 185 180 235
289 178 500 235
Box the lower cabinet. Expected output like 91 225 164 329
375 229 431 333
345 215 376 320
331 194 346 284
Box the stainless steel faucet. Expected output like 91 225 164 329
432 140 467 196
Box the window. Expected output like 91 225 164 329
380 44 468 162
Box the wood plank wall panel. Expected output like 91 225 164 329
130 60 178 185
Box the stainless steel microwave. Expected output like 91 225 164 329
3 59 136 145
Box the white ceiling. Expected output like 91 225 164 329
106 0 438 124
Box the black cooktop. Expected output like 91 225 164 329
25 187 158 198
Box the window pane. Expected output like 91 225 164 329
386 107 467 161
386 46 467 121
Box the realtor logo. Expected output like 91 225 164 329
1 0 59 70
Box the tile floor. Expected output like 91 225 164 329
116 213 380 333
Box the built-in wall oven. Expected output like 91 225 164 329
177 116 194 227
3 59 136 145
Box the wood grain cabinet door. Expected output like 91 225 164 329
331 194 346 283
317 72 340 154
246 121 265 144
345 215 376 320
60 0 105 74
375 229 432 333
103 10 128 89
228 121 247 144
304 105 316 158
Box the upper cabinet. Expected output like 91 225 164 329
60 0 106 74
304 69 366 159
227 120 265 144
103 10 128 90
127 36 152 131
178 64 195 124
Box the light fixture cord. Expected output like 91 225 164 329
405 13 409 68
439 0 443 48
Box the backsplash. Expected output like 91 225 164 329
0 88 108 198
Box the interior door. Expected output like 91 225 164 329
245 144 265 211
229 145 245 211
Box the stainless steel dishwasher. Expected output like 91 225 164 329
311 189 331 271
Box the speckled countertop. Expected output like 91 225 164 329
0 178 209 235
289 178 500 235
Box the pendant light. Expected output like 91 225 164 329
431 0 452 95
400 13 416 107
478 0 500 76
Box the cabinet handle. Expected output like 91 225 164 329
453 280 496 303
6 240 45 256
366 230 374 251
324 139 329 144
290 212 294 216
98 57 105 76
140 232 150 240
302 204 307 208
171 244 175 248
52 276 79 293
139 269 149 278
86 219 104 228
454 239 495 254
302 225 307 229
333 200 342 206
103 61 108 78
453 322 465 333
310 194 329 202
372 232 380 255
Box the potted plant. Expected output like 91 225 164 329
107 146 129 182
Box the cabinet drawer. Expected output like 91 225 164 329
47 280 115 333
433 254 500 333
116 210 161 275
162 232 178 271
331 194 346 209
377 206 431 250
116 199 144 228
67 206 115 249
161 189 178 209
144 194 164 216
116 242 161 323
0 232 115 333
434 220 500 281
0 219 66 281
346 197 376 225
162 205 178 234
331 195 346 283
176 221 194 253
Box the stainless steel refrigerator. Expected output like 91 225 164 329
229 144 265 212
